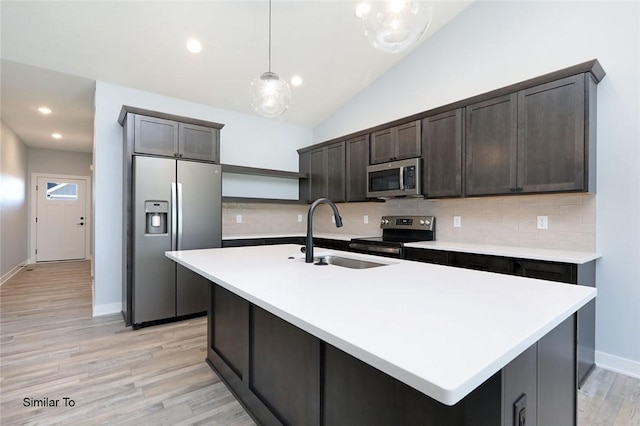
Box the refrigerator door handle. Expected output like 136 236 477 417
177 182 184 250
171 182 177 251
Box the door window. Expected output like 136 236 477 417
46 182 78 200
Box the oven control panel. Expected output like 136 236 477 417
380 216 435 231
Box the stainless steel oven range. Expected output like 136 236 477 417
349 215 435 258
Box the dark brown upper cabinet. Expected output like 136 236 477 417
370 120 421 164
345 135 370 202
133 114 220 163
517 74 588 193
421 109 463 198
299 60 603 202
465 94 518 196
326 142 346 202
300 142 346 203
465 74 593 196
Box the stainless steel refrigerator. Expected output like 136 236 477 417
127 155 221 328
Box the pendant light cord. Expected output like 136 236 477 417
268 0 272 73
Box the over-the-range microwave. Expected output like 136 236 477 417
366 157 422 198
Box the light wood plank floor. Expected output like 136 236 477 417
1 261 638 425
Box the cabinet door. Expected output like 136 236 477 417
134 115 178 157
422 109 463 198
517 75 585 193
309 148 327 201
346 135 370 201
251 306 320 426
465 94 518 196
370 127 395 164
178 122 219 162
327 142 346 202
395 120 421 160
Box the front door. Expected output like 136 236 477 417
36 177 87 261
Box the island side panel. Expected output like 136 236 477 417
323 344 502 426
207 284 281 426
538 314 577 426
250 306 321 426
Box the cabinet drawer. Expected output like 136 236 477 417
403 248 449 265
449 252 514 274
514 259 576 283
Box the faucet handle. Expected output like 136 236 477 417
300 246 306 254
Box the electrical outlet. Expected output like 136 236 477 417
364 215 369 224
297 214 303 223
453 216 462 228
236 214 242 224
537 215 548 230
514 393 527 426
331 215 335 223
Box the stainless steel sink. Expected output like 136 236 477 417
313 255 388 269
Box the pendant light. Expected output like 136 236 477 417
250 0 291 118
355 1 433 53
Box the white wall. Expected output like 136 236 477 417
93 81 312 314
314 2 640 376
27 147 92 177
0 121 28 280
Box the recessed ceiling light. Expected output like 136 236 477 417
51 133 62 140
186 39 202 54
291 76 303 87
38 106 52 115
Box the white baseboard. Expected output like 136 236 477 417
596 350 640 379
0 260 28 286
92 302 122 317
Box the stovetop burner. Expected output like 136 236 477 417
349 216 435 258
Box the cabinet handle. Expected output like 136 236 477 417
510 188 516 193
517 187 523 192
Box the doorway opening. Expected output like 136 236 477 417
30 173 91 263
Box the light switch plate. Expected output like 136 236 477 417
364 215 369 224
537 216 548 230
453 216 462 228
236 214 242 224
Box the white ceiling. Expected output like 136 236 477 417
1 1 473 153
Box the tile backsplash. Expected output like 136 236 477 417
223 193 595 251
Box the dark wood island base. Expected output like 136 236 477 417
205 282 578 426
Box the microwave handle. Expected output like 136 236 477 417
399 166 405 190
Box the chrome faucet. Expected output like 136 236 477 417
306 198 343 263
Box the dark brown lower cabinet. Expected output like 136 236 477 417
206 281 579 426
250 307 320 426
323 344 501 426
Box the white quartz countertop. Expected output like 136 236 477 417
166 244 596 406
405 241 600 264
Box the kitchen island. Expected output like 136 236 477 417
167 244 596 426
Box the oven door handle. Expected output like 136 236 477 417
349 243 401 255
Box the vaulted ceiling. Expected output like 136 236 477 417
1 1 473 153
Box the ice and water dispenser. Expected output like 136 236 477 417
145 201 168 234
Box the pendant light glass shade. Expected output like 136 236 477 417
250 71 291 118
356 1 433 53
250 0 291 118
